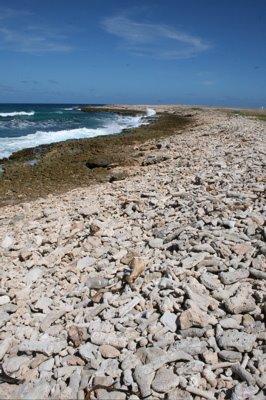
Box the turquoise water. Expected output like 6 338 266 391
0 104 153 159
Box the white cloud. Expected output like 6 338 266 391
0 7 73 53
201 80 216 86
102 15 211 59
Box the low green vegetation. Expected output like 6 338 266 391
229 109 266 121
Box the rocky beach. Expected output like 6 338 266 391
0 106 265 399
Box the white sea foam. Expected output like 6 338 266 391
0 111 35 117
145 108 156 117
0 114 146 159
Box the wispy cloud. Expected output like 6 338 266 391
201 80 216 86
0 7 73 53
102 14 211 59
48 79 60 85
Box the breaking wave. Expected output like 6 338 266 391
145 108 156 117
0 114 147 159
0 111 35 117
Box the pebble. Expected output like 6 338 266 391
99 344 120 358
0 295 10 306
0 106 265 400
160 312 177 332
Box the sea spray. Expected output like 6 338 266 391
145 108 157 117
0 105 150 159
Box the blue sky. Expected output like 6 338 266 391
0 0 265 107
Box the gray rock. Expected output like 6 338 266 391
174 337 207 355
178 300 217 329
0 312 10 328
4 355 30 373
118 298 140 317
148 238 164 249
200 272 221 290
79 342 98 361
99 344 120 358
40 310 66 332
85 277 109 289
68 368 82 399
90 331 128 349
220 317 243 329
14 379 51 400
160 312 177 332
167 388 193 400
77 256 96 270
231 364 256 386
175 360 205 376
225 293 256 314
218 331 257 352
123 369 134 386
230 383 258 400
25 268 43 286
0 338 11 361
218 350 242 362
38 358 54 372
1 235 14 249
191 243 215 254
223 220 236 229
19 338 67 356
220 268 249 285
0 296 10 306
182 252 209 269
96 390 126 400
151 367 179 393
133 364 155 398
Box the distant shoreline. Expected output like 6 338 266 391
0 105 193 206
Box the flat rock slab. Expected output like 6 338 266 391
217 331 257 352
219 268 249 285
19 338 67 356
151 367 179 392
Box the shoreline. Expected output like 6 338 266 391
0 105 193 207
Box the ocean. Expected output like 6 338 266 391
0 104 156 160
